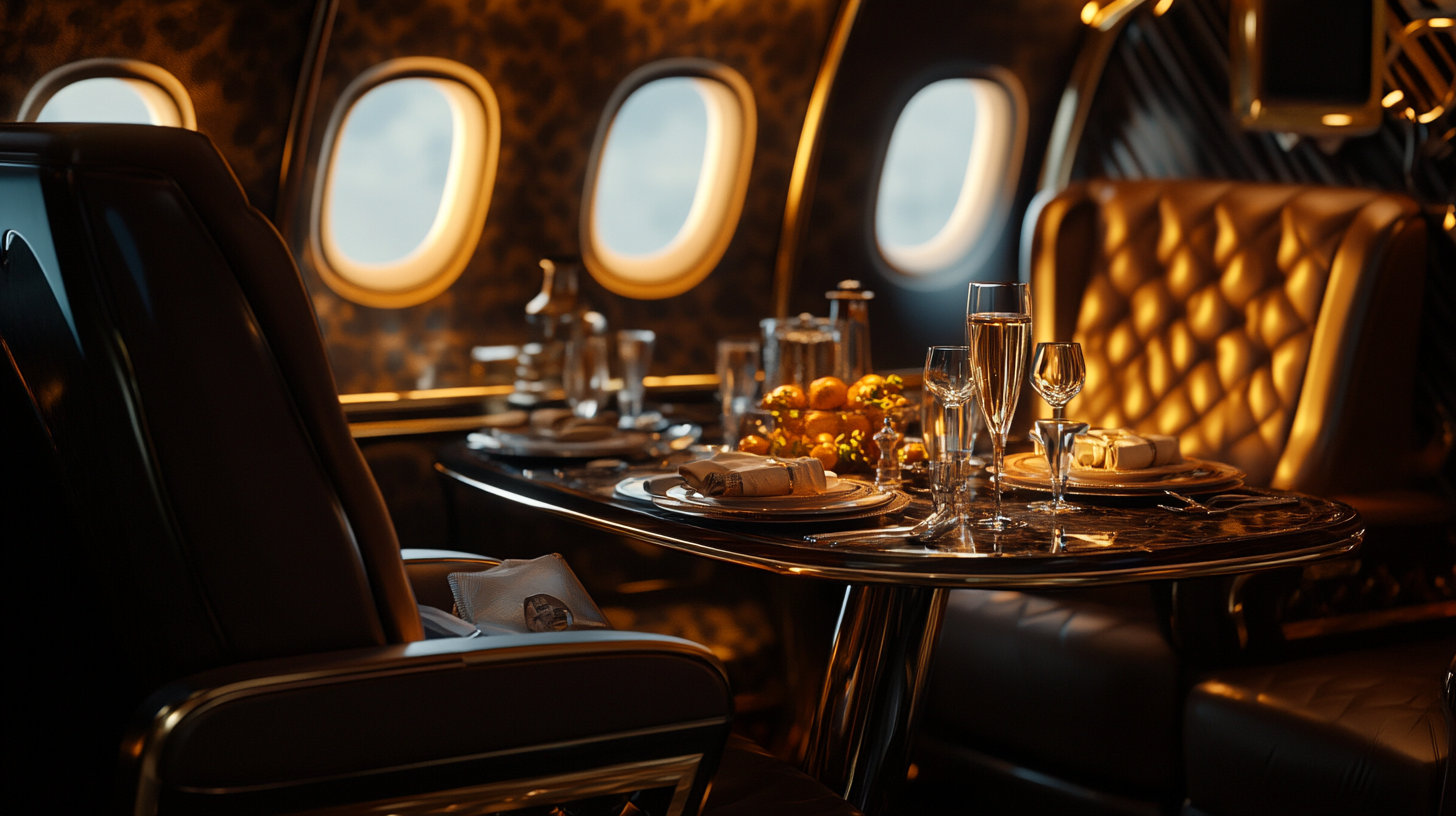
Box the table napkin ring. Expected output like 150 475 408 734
448 553 612 636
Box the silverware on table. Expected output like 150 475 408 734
1158 491 1298 514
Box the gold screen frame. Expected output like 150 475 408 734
1230 0 1385 136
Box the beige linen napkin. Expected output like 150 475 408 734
679 452 828 497
1072 429 1182 470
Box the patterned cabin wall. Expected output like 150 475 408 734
1070 0 1456 482
0 0 316 219
787 0 1094 371
289 0 839 394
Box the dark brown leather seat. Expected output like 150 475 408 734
1185 638 1456 816
0 123 857 816
922 179 1437 809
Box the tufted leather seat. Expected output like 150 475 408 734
924 179 1430 809
1185 638 1455 816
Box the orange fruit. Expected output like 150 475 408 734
804 410 843 438
774 408 805 435
763 384 807 411
814 432 837 445
840 412 871 440
808 376 849 410
737 434 770 455
898 441 927 463
809 442 839 471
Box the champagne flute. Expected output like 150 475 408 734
967 282 1032 531
1029 342 1087 513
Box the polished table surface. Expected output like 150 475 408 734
436 441 1363 587
436 440 1363 815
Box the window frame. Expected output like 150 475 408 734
581 59 757 300
310 58 501 309
870 70 1027 289
18 58 196 129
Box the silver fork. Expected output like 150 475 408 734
1158 491 1298 514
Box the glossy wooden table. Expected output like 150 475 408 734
436 441 1363 815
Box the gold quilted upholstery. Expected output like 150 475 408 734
1029 180 1425 490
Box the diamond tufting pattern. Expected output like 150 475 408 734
1034 180 1424 487
1184 638 1455 816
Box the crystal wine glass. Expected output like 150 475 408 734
1030 342 1085 420
923 346 977 458
967 282 1032 531
1028 342 1087 513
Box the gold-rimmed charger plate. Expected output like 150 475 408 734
998 452 1244 497
663 481 880 513
651 490 910 523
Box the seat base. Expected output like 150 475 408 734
703 735 862 816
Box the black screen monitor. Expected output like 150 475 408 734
1231 0 1384 135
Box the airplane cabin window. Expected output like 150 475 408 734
593 78 710 257
326 80 454 266
583 62 756 300
37 78 171 126
875 78 1019 280
18 59 196 130
314 59 500 309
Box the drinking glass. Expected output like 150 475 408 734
564 333 610 418
1030 342 1086 420
717 337 761 447
1028 341 1087 513
922 346 982 463
616 330 656 424
967 282 1033 530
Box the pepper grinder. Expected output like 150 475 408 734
827 279 874 382
874 416 901 489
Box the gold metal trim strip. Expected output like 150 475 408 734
1038 0 1152 193
771 0 863 318
292 754 705 816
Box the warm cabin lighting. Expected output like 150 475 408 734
1417 106 1445 123
1430 17 1454 28
339 391 402 404
1382 89 1405 107
1080 2 1099 25
1244 9 1256 41
1153 0 1175 16
1321 113 1353 126
1444 207 1455 231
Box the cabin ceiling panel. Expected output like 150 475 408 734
0 0 315 217
290 0 839 393
786 0 1092 370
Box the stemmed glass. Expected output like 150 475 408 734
921 346 977 537
1029 342 1088 513
967 282 1033 530
923 346 977 459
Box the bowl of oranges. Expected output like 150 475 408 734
736 374 925 473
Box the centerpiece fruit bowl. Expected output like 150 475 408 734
736 374 924 473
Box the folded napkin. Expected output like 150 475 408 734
1072 429 1181 470
679 452 828 497
530 408 620 442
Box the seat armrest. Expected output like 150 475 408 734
123 631 732 816
401 548 501 611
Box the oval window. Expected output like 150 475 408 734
19 59 196 130
876 78 1019 279
314 59 500 308
583 62 756 300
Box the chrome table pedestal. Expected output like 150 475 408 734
805 584 948 814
